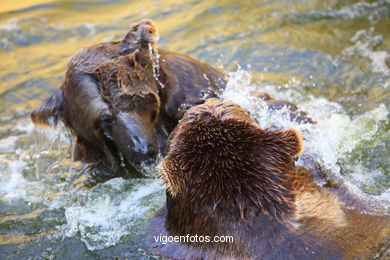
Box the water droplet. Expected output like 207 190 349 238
119 152 125 168
148 43 165 89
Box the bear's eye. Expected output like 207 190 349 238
149 30 153 34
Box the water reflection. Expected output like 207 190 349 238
0 0 389 258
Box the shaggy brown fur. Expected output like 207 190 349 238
148 100 389 260
30 19 226 176
95 49 160 117
30 19 314 178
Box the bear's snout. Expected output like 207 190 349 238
111 111 159 167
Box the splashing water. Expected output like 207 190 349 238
222 68 390 211
0 66 387 254
1 0 389 257
61 178 165 250
0 67 387 257
148 42 165 88
343 27 390 75
118 152 126 168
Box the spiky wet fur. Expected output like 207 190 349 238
149 100 389 260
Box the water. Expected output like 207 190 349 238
148 42 164 89
0 0 389 258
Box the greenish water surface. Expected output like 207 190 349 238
0 0 389 259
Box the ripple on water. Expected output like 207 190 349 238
285 0 390 22
343 27 390 76
0 66 388 255
0 0 389 256
0 17 116 51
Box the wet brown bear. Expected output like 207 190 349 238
30 19 226 176
31 19 312 177
148 99 389 259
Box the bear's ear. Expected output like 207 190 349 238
279 128 304 156
159 158 185 197
133 50 151 68
261 128 304 157
119 32 134 56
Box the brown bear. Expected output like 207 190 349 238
91 48 163 170
31 19 226 177
30 19 312 178
148 99 389 259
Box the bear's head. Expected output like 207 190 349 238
159 99 303 225
120 19 160 55
94 50 163 167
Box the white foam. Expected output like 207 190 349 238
61 178 164 250
0 136 19 153
15 120 35 135
222 68 389 210
0 156 43 202
302 0 390 22
0 18 19 32
222 68 265 113
374 190 390 204
343 28 389 75
0 156 27 196
3 65 386 253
